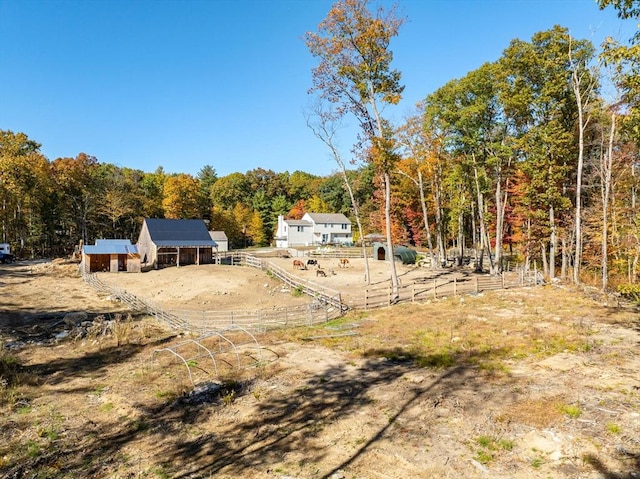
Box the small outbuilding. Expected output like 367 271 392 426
137 218 218 268
82 239 141 273
373 242 418 264
209 231 228 252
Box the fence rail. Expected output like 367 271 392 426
83 253 543 334
341 270 542 310
307 248 365 259
82 257 344 334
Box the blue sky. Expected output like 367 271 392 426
0 0 634 178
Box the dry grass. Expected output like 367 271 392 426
295 286 605 372
1 278 639 478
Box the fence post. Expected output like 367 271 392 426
475 276 479 294
433 279 437 299
454 277 457 296
501 272 505 289
412 283 415 303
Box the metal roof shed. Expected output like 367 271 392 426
82 239 141 273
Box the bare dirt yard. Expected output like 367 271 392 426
1 258 639 479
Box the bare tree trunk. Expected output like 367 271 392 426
541 241 549 277
549 205 556 279
472 157 494 273
397 167 436 268
434 179 447 267
600 111 615 291
384 171 399 298
493 166 510 275
561 237 568 279
458 210 465 266
569 40 593 285
369 90 400 296
305 105 371 283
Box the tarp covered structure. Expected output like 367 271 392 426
372 242 418 264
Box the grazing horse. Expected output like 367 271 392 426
339 258 350 268
316 269 327 277
293 259 305 270
306 259 318 267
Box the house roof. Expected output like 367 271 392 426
143 218 217 248
305 213 351 224
84 239 139 255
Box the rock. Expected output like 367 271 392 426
55 330 70 340
520 430 566 461
177 381 223 405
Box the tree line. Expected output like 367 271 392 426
301 0 638 294
1 0 638 294
0 132 378 255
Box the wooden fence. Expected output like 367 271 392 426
307 247 366 259
82 271 188 330
82 261 344 334
341 270 543 310
83 252 543 334
167 302 343 335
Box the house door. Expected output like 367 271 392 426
322 234 328 244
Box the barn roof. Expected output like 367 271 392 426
84 239 139 255
143 218 218 248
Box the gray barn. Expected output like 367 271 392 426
137 218 218 268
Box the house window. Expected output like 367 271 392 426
324 223 328 228
341 224 347 230
297 226 304 232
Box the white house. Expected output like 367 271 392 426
275 213 352 248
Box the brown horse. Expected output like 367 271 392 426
339 258 350 268
293 259 305 270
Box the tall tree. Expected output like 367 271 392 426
569 36 598 283
500 26 593 279
51 153 100 247
210 172 250 211
162 173 203 219
0 130 52 255
306 0 404 297
598 0 640 141
306 101 372 282
197 165 217 222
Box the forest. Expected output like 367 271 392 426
0 0 638 295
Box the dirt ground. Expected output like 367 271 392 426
1 258 639 479
92 256 448 311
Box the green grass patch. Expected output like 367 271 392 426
560 404 582 418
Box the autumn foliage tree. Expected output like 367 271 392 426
162 173 203 219
306 0 404 295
